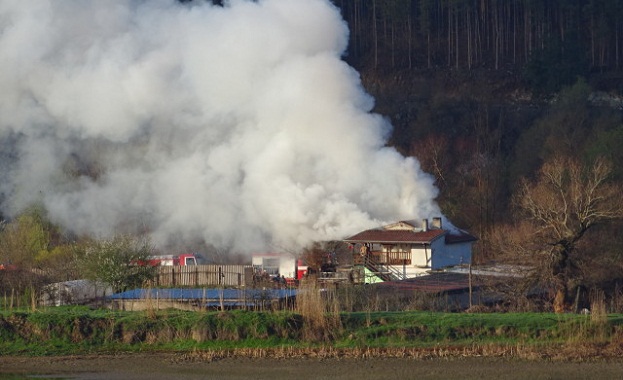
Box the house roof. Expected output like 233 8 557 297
343 220 477 245
344 228 446 244
445 231 478 244
375 272 476 293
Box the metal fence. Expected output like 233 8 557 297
149 265 252 287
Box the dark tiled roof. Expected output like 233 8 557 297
376 272 476 293
445 231 478 244
344 228 446 244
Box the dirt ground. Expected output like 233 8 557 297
2 354 623 380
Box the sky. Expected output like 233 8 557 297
0 0 443 253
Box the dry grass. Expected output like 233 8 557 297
590 289 607 324
191 325 212 342
295 278 342 341
175 342 623 363
609 284 623 313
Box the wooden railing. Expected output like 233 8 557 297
354 250 409 282
369 251 411 265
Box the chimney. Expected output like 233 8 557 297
421 219 428 231
432 217 442 229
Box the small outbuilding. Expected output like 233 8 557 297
40 280 113 307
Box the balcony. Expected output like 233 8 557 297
362 250 411 265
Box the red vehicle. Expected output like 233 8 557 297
0 263 17 271
146 253 198 266
296 259 308 280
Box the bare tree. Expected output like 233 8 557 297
514 156 623 312
410 134 450 189
301 241 351 275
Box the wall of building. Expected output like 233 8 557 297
410 246 431 268
251 253 297 278
383 237 473 278
432 241 472 269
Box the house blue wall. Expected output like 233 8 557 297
431 240 472 269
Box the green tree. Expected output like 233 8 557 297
0 208 51 269
510 78 592 181
587 125 623 181
0 207 58 300
80 235 155 292
35 243 84 282
522 32 588 95
0 207 85 283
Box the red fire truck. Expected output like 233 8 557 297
146 253 198 266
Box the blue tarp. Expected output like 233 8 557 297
109 288 297 300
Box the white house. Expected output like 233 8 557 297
343 218 477 281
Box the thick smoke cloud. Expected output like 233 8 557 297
0 0 442 253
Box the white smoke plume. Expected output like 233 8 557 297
0 0 442 253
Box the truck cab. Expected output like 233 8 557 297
177 253 197 266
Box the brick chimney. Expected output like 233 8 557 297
421 219 429 231
431 217 442 229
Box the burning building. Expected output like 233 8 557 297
344 218 477 282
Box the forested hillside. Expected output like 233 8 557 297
333 0 623 310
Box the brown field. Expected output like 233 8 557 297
2 353 623 380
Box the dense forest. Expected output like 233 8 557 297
332 0 623 310
336 0 623 75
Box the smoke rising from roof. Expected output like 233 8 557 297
0 0 443 253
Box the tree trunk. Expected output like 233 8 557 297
552 248 570 313
553 287 567 314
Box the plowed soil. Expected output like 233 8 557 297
2 354 623 380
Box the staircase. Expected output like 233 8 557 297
358 253 408 282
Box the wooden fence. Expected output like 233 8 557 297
148 265 253 287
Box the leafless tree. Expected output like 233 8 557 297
301 241 351 275
511 156 623 312
410 133 450 188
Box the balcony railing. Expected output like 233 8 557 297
369 251 411 265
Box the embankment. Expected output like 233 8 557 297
2 307 623 359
